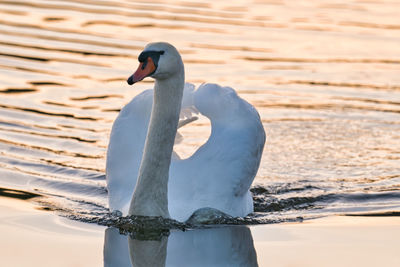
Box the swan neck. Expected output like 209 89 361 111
129 70 184 217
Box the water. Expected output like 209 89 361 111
0 0 400 226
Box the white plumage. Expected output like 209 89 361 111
107 83 265 222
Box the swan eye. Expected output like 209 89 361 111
141 59 148 70
138 50 165 63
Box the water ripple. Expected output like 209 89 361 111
0 0 399 225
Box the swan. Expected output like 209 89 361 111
106 42 265 221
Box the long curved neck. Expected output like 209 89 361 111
129 70 184 217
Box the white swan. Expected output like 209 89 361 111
106 42 265 221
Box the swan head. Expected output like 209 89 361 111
127 42 183 85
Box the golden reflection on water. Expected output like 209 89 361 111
0 0 399 216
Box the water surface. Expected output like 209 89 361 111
0 0 399 225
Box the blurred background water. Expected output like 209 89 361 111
0 0 399 223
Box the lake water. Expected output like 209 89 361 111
0 0 399 236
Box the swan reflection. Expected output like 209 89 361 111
104 226 258 267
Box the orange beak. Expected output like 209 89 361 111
127 57 156 85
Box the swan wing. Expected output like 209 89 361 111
169 84 266 221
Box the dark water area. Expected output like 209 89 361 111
0 0 399 229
